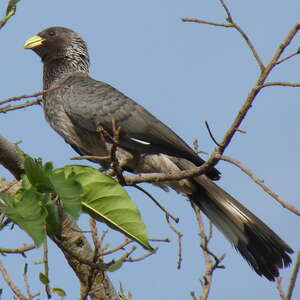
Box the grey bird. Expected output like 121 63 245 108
24 26 293 280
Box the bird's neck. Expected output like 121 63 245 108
43 57 89 89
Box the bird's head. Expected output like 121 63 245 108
24 26 90 68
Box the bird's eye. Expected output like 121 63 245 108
48 30 56 36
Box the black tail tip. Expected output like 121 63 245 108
237 226 294 281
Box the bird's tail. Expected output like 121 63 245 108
133 153 293 280
189 174 293 281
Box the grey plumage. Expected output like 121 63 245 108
24 26 293 280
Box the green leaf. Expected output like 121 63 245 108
43 196 60 236
43 161 54 175
24 156 53 193
0 188 47 246
108 258 123 272
0 0 21 29
0 192 14 204
49 171 82 219
59 165 153 251
21 174 33 190
52 287 66 297
39 272 50 285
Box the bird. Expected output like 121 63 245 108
24 26 293 280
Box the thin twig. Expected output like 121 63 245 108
98 230 109 250
149 237 170 243
190 291 198 300
275 277 286 300
102 239 133 256
191 203 225 300
0 260 27 300
219 0 264 71
166 215 183 269
193 139 208 156
132 184 179 223
23 263 33 300
0 98 42 113
262 81 300 88
110 119 125 184
123 247 157 263
0 243 35 256
81 218 101 300
90 217 101 255
43 240 51 298
70 155 111 162
181 18 233 28
205 121 220 147
286 250 300 300
102 237 169 256
0 91 43 106
235 128 246 134
183 0 265 71
221 155 300 216
96 120 125 184
276 50 300 65
0 73 86 106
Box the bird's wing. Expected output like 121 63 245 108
60 75 220 180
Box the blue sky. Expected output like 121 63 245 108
1 0 299 299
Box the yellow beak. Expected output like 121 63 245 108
24 35 46 49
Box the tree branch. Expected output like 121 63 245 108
286 250 300 300
221 155 300 216
0 135 24 180
0 260 27 300
182 0 265 71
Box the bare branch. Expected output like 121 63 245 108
0 260 27 300
80 218 102 300
0 73 87 106
0 243 35 256
221 155 300 216
181 18 233 28
183 0 265 71
275 250 300 300
193 139 208 156
276 50 300 65
0 135 24 180
124 157 219 185
70 155 111 162
96 121 125 184
123 246 157 263
102 239 133 256
23 263 33 300
132 184 179 223
204 121 220 147
166 215 183 269
43 240 51 298
0 91 43 106
149 237 170 243
191 203 225 300
0 98 42 113
286 250 300 300
190 291 199 300
276 277 286 300
262 81 300 88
